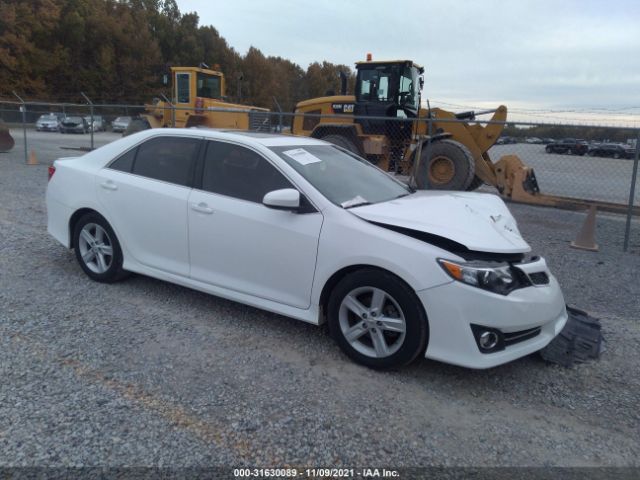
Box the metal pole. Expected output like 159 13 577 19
12 91 27 164
623 131 640 252
160 93 174 128
81 92 94 150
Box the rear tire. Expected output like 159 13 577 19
123 118 151 137
321 134 360 156
73 213 127 283
416 139 475 190
327 269 428 369
545 146 553 153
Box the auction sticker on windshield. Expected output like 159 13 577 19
282 148 323 165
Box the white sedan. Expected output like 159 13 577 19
46 129 567 369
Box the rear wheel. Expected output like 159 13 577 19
73 213 127 283
124 118 151 137
321 134 360 155
416 139 475 190
613 152 621 159
545 146 553 153
328 269 428 369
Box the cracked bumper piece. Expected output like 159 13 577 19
418 275 567 369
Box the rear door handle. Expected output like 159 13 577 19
100 180 118 191
191 202 214 214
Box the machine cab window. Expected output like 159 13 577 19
197 72 222 100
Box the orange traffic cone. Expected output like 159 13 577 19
27 149 39 165
570 205 598 252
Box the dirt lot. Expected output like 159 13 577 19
1 132 639 471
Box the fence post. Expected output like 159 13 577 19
160 94 175 128
623 131 640 252
12 91 28 164
81 92 94 150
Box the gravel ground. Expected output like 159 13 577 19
0 134 639 470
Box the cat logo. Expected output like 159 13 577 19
332 103 355 114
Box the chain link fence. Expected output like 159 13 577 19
1 99 638 252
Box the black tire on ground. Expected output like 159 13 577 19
327 269 428 369
545 146 552 153
588 151 596 157
73 212 128 283
415 139 475 191
613 153 621 159
123 118 152 137
321 134 361 155
466 175 485 191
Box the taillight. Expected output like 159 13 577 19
48 165 56 181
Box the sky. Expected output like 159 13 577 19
175 0 640 126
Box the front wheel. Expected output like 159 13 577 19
416 139 475 191
73 212 127 283
328 269 428 369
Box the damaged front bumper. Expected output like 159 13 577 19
417 263 567 369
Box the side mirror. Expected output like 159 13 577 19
419 76 424 91
263 188 301 211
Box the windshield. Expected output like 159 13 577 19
399 66 419 110
197 72 222 99
270 145 411 208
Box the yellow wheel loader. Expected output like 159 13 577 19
0 119 15 152
128 65 270 135
291 57 540 200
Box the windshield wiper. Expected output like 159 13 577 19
343 201 372 209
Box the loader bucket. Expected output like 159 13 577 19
0 120 15 152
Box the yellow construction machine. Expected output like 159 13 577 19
128 64 270 134
291 56 540 202
0 119 15 152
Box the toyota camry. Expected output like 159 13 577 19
46 129 567 369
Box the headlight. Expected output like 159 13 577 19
438 259 530 295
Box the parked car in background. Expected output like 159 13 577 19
545 138 588 155
541 138 555 144
111 116 132 133
496 136 518 145
588 143 636 159
59 116 89 134
84 115 105 132
525 137 543 144
46 129 567 370
36 113 62 132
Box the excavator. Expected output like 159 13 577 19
291 55 543 203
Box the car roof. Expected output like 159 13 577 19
135 128 330 148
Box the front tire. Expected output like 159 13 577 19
416 139 475 191
327 269 428 369
73 213 127 283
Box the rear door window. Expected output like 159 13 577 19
131 136 200 187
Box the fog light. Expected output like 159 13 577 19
470 324 506 353
479 331 499 350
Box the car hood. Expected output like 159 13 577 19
349 191 530 254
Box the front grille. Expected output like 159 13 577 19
529 272 550 285
504 327 541 347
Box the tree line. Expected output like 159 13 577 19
0 0 355 112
